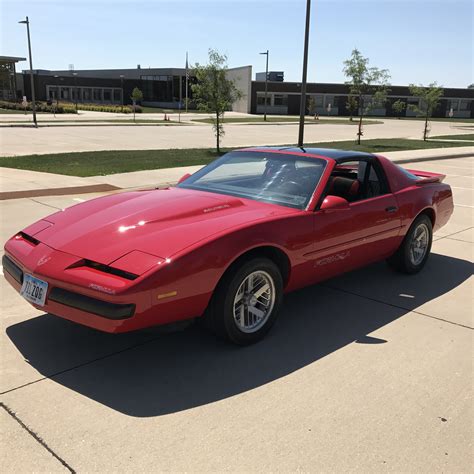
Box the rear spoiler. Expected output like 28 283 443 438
406 169 446 185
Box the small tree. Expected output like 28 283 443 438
345 95 358 121
131 87 143 122
408 83 444 140
307 96 317 119
392 99 406 119
343 48 390 144
191 49 242 153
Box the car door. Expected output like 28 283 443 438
308 157 402 281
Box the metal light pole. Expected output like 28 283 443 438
72 72 78 112
259 50 269 121
297 0 312 147
19 16 37 127
119 74 124 110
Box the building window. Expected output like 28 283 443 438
312 95 324 107
72 88 80 101
274 94 288 106
447 99 460 112
48 87 58 99
459 100 470 111
60 87 69 100
83 88 91 101
113 89 121 103
257 95 271 106
93 88 101 101
103 89 112 102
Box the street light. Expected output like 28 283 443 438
297 0 312 147
53 75 60 117
18 16 37 127
72 72 78 112
119 74 125 109
259 50 269 121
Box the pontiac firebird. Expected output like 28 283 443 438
3 148 453 345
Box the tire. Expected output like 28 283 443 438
387 214 433 274
204 257 283 345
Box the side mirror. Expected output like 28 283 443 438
177 173 192 184
320 195 350 212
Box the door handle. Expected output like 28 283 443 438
385 206 398 213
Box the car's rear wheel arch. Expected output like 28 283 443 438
418 207 436 227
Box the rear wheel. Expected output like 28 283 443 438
387 214 433 274
205 258 283 345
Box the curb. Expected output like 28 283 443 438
391 151 473 165
0 184 121 201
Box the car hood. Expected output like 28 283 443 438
27 188 296 264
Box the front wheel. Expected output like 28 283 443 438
205 258 283 345
387 214 433 274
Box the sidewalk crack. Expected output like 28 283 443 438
0 402 76 473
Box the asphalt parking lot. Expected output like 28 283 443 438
1 156 472 472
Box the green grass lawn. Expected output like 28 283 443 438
0 138 470 177
430 133 474 141
0 108 50 115
0 108 28 114
140 106 209 114
2 119 180 126
385 116 474 124
193 117 382 125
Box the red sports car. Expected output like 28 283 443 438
3 147 453 344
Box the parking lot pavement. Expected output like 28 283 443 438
1 158 472 472
1 118 472 156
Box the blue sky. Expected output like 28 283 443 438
1 0 472 87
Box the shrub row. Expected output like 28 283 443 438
0 100 77 114
71 103 142 114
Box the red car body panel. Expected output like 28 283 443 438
3 148 454 333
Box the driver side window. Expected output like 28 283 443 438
327 159 387 203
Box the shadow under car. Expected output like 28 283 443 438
5 253 473 417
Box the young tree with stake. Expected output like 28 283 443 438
192 49 242 153
131 87 143 123
343 49 390 144
408 83 444 140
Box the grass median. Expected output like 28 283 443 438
0 138 470 177
193 117 382 125
430 133 474 141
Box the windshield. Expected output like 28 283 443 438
177 151 327 209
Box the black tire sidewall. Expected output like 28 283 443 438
400 214 433 274
217 258 283 345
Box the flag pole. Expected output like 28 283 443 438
185 52 189 114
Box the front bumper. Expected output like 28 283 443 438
2 253 139 332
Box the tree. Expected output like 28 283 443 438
392 99 406 118
345 95 358 121
307 96 317 119
131 87 143 122
408 83 444 140
191 49 242 153
343 49 390 144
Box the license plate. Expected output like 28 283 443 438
20 274 48 307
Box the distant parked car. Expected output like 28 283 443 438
3 147 453 344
